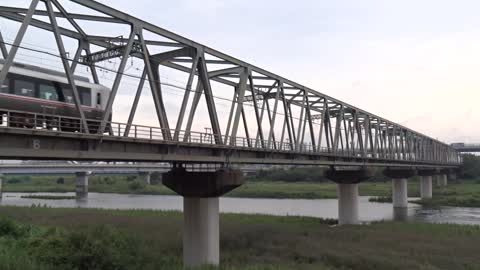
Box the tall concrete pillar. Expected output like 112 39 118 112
420 176 433 199
441 174 448 186
0 173 3 199
75 172 88 201
392 178 408 208
138 172 151 185
337 183 359 225
163 167 244 268
183 197 219 267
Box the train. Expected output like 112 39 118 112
0 60 111 132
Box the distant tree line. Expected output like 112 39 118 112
251 166 390 183
460 154 480 179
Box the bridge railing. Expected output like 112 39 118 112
0 109 461 165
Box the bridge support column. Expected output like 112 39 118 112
392 178 408 208
441 174 448 186
325 167 373 225
75 172 88 201
337 183 359 225
420 176 433 199
383 168 415 221
0 173 3 199
183 197 219 267
163 167 244 268
138 172 151 185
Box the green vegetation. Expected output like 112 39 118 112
20 195 75 200
0 206 480 270
413 182 480 207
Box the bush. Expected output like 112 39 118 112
56 177 65 184
30 226 141 270
126 175 137 182
7 178 22 184
128 181 145 191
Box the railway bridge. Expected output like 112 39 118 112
0 0 462 267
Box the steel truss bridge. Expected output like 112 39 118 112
0 0 461 169
451 144 480 153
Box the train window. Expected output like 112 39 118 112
62 87 91 106
14 79 35 97
39 84 59 101
79 87 91 106
62 88 74 104
0 78 9 93
96 93 102 106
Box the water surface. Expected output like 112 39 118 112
2 192 479 225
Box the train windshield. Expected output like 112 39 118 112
62 87 91 106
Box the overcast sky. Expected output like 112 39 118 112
2 0 480 143
99 0 480 143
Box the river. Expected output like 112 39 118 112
1 192 480 225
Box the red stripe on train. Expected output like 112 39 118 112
0 92 102 111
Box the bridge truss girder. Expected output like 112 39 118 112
0 0 461 167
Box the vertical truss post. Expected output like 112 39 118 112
229 69 248 145
197 52 222 144
295 91 306 151
267 84 280 149
98 28 136 134
70 41 84 73
304 93 316 152
224 88 237 145
316 100 326 152
124 68 146 137
255 98 267 147
0 0 39 86
280 82 294 150
45 0 90 133
84 45 99 84
138 32 171 140
324 106 332 152
247 71 265 148
174 53 199 141
333 106 343 153
184 82 203 142
0 31 8 59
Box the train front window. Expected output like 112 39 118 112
14 79 34 97
39 84 59 101
62 87 91 106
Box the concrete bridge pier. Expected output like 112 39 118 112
325 167 373 225
138 172 151 185
163 167 244 268
420 176 433 199
75 172 89 201
383 168 415 221
337 183 359 225
0 173 3 199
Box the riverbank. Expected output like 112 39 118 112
2 174 417 199
0 206 479 270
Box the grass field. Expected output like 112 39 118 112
0 206 479 270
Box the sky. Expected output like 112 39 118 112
1 0 480 143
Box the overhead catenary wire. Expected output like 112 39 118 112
0 40 328 128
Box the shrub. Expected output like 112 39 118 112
128 181 145 191
56 177 65 184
